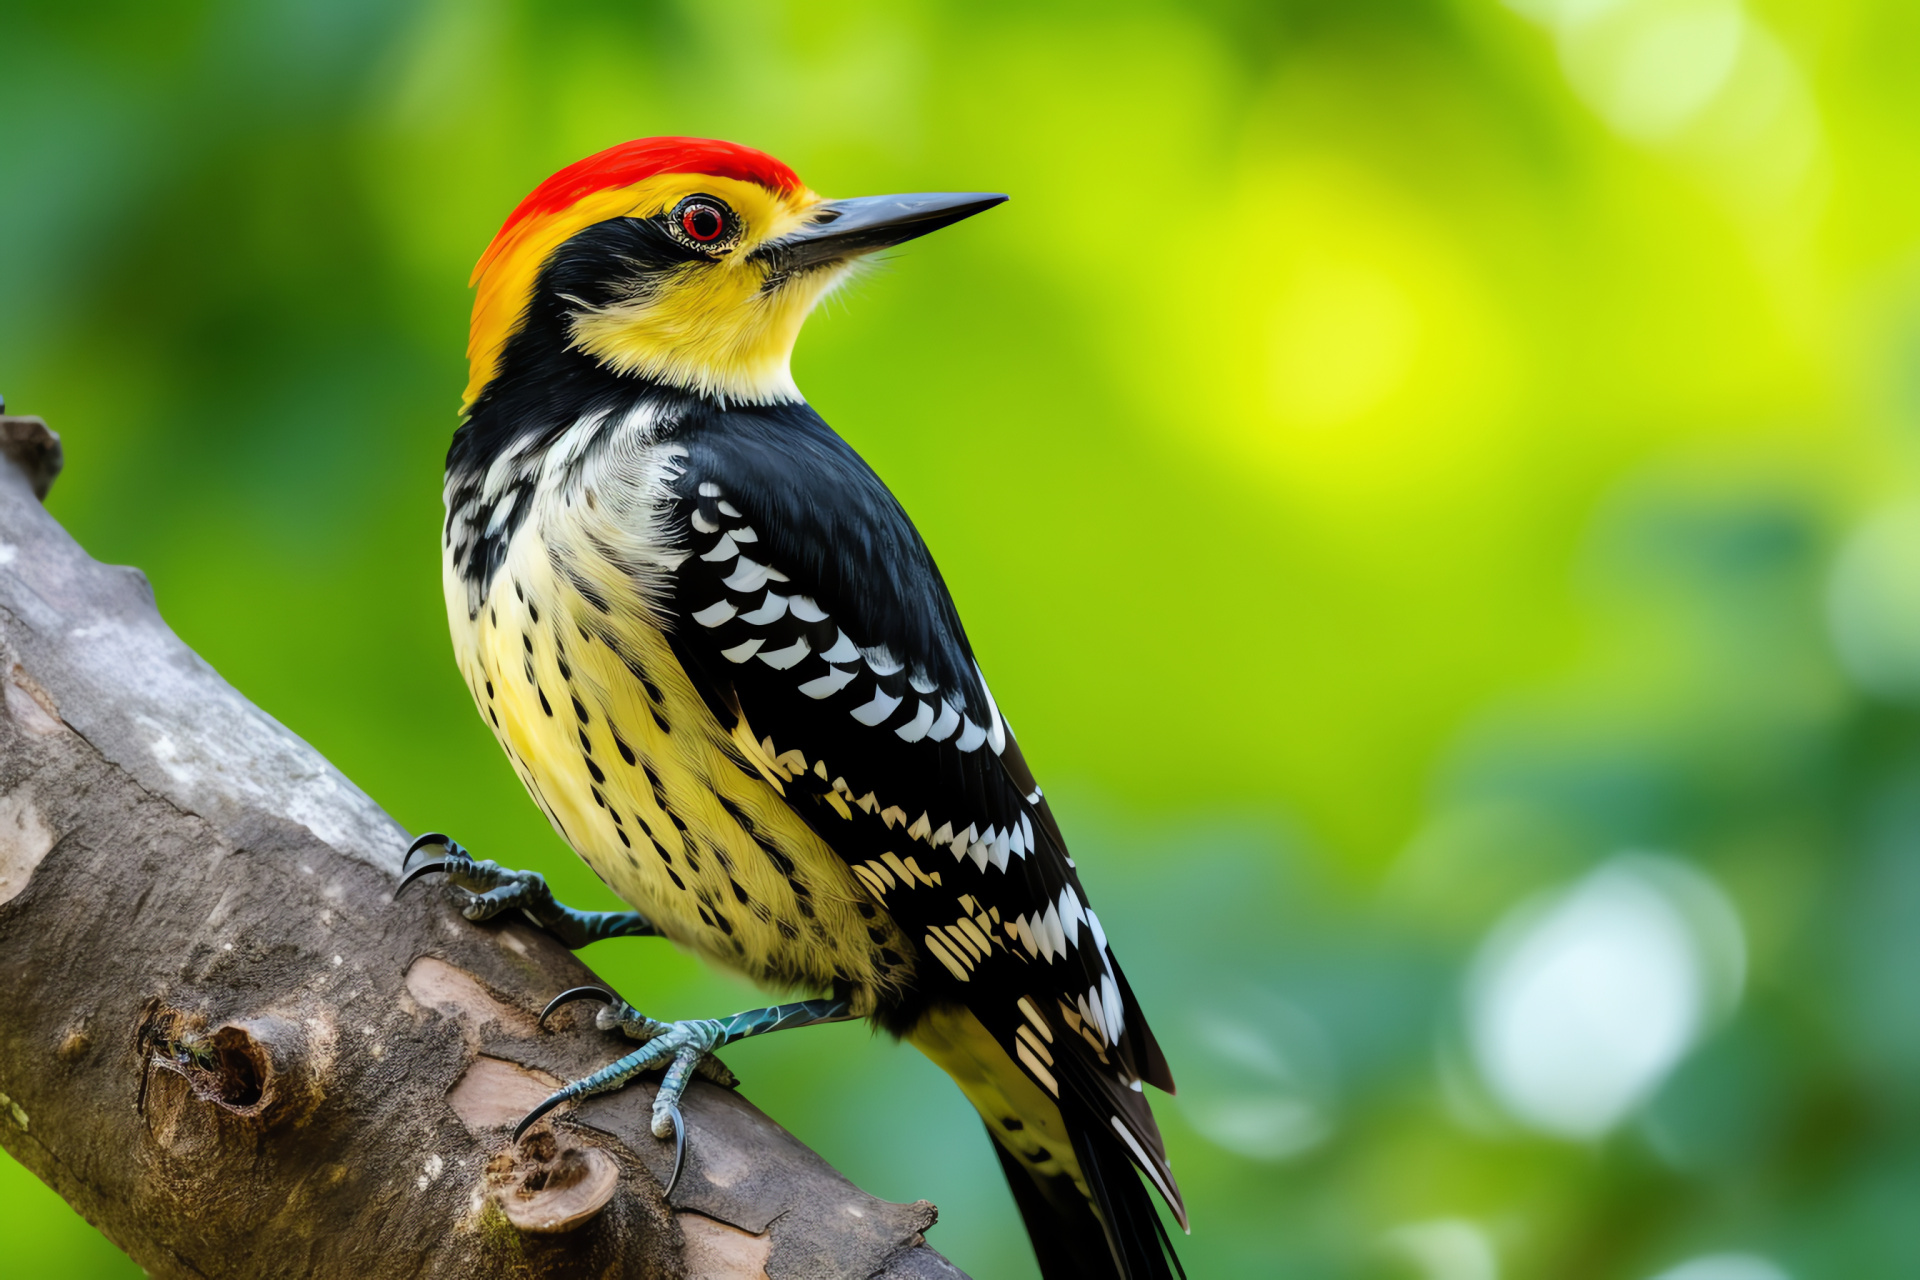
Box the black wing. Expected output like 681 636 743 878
657 400 1182 1221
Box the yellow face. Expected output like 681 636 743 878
465 173 838 407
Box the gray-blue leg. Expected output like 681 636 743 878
395 833 659 950
518 994 856 1193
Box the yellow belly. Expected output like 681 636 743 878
443 490 912 1008
910 1005 1088 1199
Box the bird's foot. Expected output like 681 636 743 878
526 990 854 1195
594 996 742 1087
394 833 658 949
538 986 741 1113
527 986 745 1196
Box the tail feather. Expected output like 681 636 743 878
913 1005 1184 1279
1066 1117 1183 1280
986 1124 1114 1280
987 1116 1183 1280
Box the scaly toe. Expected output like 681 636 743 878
596 999 671 1043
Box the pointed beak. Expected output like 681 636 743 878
753 192 1007 273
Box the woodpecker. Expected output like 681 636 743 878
402 137 1185 1279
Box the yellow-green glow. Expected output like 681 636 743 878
5 2 1919 1277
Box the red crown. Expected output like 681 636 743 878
492 137 802 246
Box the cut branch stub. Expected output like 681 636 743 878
0 414 61 501
494 1137 622 1234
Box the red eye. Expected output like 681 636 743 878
681 203 726 243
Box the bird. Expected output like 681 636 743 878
400 136 1185 1279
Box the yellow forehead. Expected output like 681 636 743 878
465 173 820 408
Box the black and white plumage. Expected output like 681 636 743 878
664 399 1181 1182
439 137 1185 1280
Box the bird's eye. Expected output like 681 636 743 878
679 201 728 244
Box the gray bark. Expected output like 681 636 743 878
0 412 967 1279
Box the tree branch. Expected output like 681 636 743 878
0 413 966 1279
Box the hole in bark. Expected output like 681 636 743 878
166 1026 275 1115
134 1005 318 1129
207 1034 265 1108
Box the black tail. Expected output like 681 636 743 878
988 1120 1183 1280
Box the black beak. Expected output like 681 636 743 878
753 192 1007 272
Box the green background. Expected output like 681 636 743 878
4 0 1920 1276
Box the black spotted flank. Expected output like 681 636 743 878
563 564 612 613
761 842 797 878
612 730 637 765
538 687 553 716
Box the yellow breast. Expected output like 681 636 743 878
441 428 913 1007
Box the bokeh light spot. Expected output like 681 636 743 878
1826 504 1920 702
1465 854 1745 1139
1176 995 1338 1163
1382 1218 1500 1280
1558 0 1748 142
1646 1253 1790 1280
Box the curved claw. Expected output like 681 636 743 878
392 860 447 900
403 832 454 872
513 1087 571 1144
662 1101 687 1200
538 985 615 1030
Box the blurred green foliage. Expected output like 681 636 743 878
4 0 1920 1276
